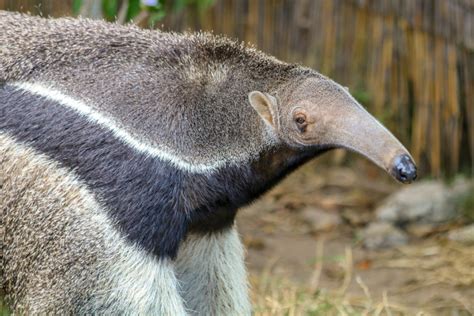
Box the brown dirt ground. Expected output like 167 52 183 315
238 153 474 315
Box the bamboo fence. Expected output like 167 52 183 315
161 0 474 177
1 0 473 177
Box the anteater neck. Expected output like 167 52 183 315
187 145 322 234
1 84 323 260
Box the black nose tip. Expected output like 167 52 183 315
392 154 417 184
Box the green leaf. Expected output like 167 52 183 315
102 0 119 21
72 0 83 15
148 10 166 27
126 0 142 21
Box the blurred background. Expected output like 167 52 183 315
0 1 473 315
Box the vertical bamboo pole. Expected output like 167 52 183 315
446 44 460 173
464 50 474 175
245 0 258 45
321 0 335 76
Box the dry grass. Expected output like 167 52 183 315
251 276 414 316
1 243 472 315
378 243 474 289
250 241 474 316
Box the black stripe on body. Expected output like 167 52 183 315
0 84 317 258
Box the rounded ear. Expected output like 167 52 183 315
248 91 278 128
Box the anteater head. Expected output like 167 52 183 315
249 76 417 184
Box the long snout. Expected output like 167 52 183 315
328 104 417 184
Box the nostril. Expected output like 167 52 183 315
392 154 417 183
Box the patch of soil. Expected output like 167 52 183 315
237 157 474 314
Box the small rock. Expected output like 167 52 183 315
376 181 459 224
447 224 474 245
450 177 474 197
361 222 408 250
300 207 341 232
405 223 438 238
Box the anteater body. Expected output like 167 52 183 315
0 11 416 315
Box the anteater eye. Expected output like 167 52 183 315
294 114 307 133
295 116 306 125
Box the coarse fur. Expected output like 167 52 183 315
1 131 249 315
0 10 315 168
0 133 187 314
0 84 316 260
0 11 415 314
0 11 311 314
175 229 250 315
0 11 323 260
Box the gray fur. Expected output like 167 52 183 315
0 133 187 314
0 11 415 315
176 229 250 315
0 11 313 167
1 132 248 315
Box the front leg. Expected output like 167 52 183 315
175 226 251 316
99 255 189 315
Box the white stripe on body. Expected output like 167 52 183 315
1 133 188 315
12 82 237 174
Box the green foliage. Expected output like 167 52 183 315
72 0 83 15
0 296 10 316
172 0 214 12
351 88 371 106
127 0 144 22
102 0 119 21
142 1 166 27
73 0 214 26
459 188 474 223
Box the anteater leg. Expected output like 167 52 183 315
98 254 188 315
175 227 251 316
